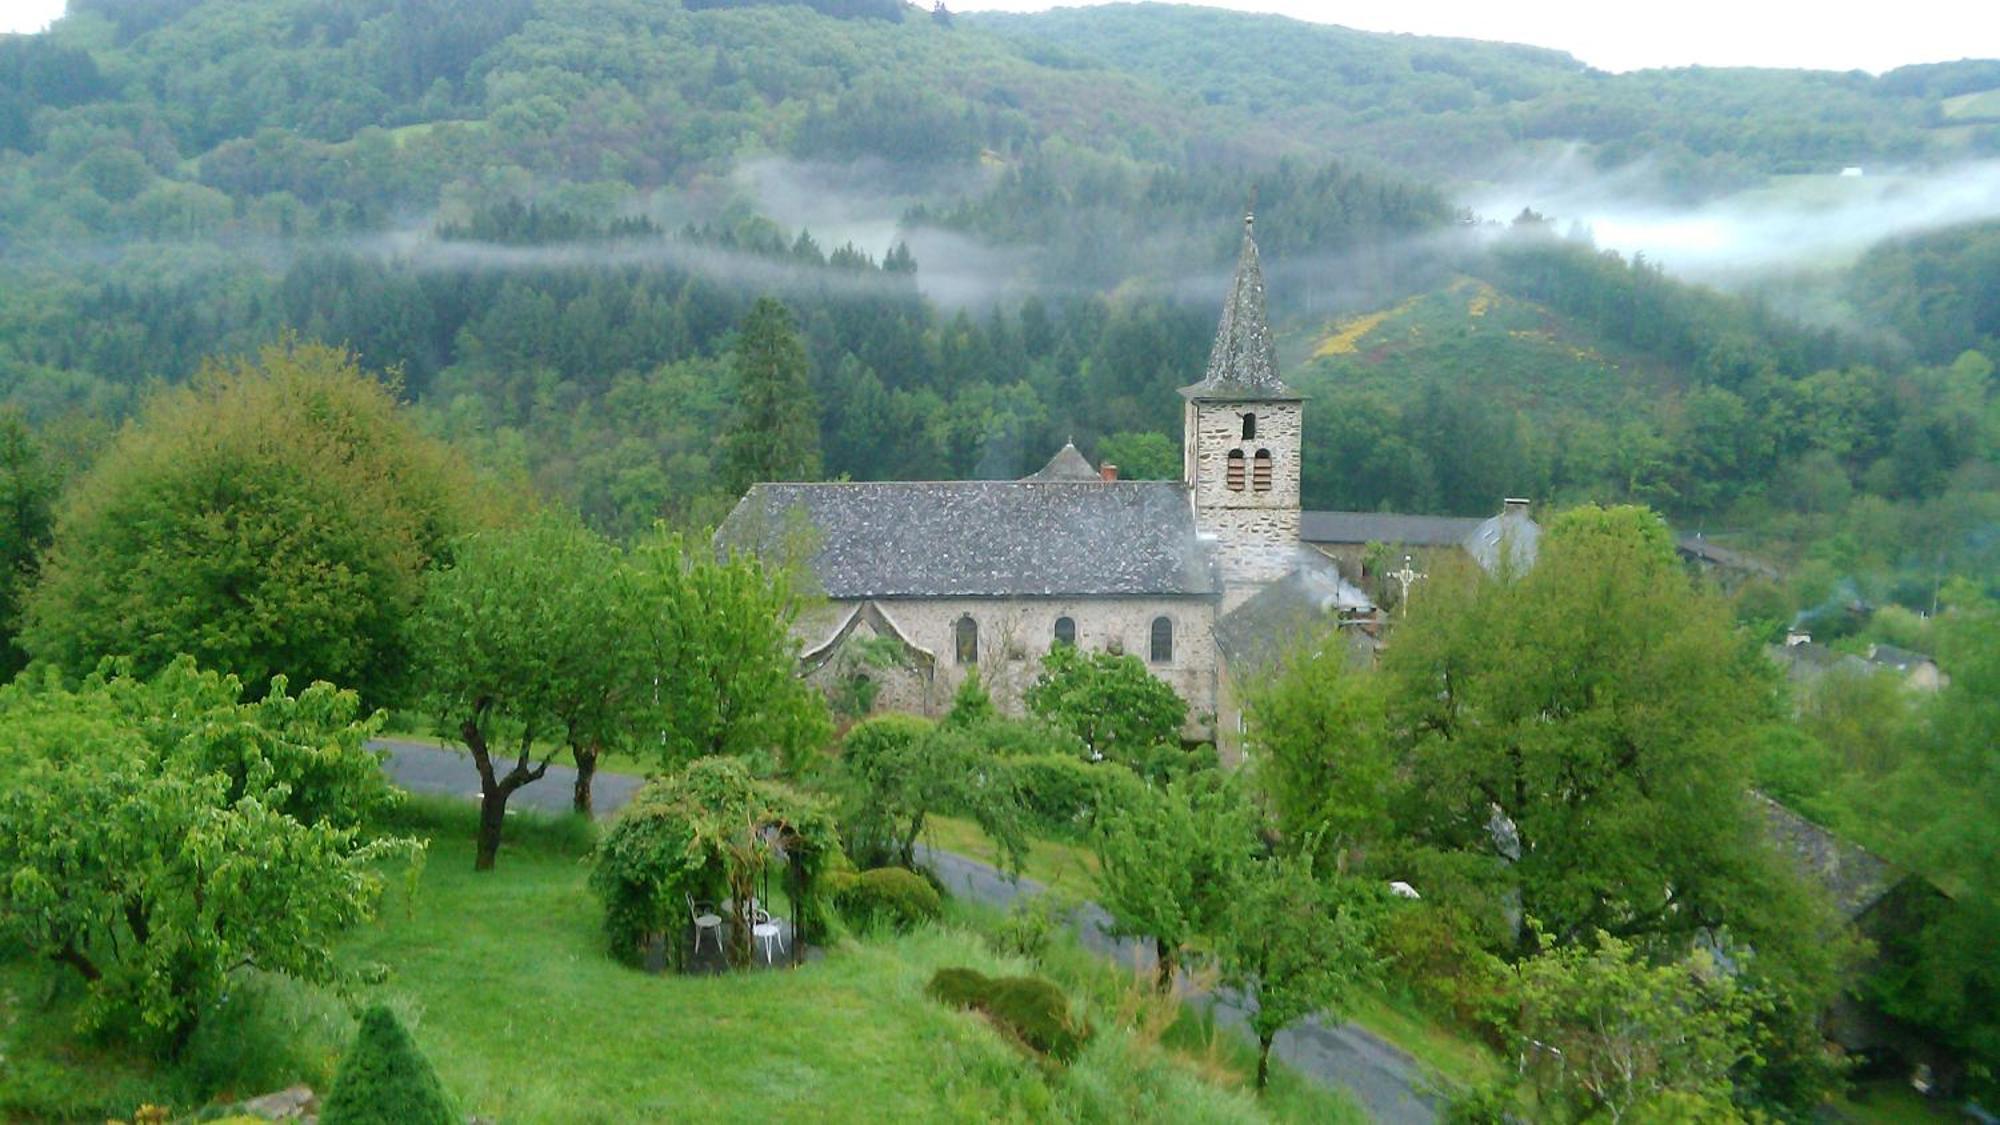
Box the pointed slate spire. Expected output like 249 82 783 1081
1182 212 1294 400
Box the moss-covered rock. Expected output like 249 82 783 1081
925 967 1091 1064
318 1006 456 1125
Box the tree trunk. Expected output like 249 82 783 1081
572 742 598 817
1154 937 1178 993
1257 1031 1274 1091
52 941 99 982
475 786 507 871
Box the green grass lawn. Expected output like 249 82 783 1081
337 810 1358 1123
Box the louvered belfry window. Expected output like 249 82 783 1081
1252 449 1273 491
1226 449 1246 491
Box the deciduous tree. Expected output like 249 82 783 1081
1025 644 1186 775
0 659 414 1053
23 339 479 707
1093 773 1259 993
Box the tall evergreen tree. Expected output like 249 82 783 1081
723 298 821 496
0 408 56 678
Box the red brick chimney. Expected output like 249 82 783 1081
1100 463 1119 482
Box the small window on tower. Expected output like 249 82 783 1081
1226 449 1246 491
1252 448 1273 491
1242 413 1257 440
1150 616 1174 664
1053 616 1076 647
955 616 978 665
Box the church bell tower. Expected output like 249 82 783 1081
1182 214 1302 605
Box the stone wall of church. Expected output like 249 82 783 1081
808 595 1219 737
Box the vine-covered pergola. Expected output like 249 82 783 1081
591 757 840 971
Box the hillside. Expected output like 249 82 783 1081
0 0 1993 594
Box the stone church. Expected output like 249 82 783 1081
718 216 1536 742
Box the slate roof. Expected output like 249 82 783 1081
1213 550 1374 669
1180 215 1296 401
1300 511 1485 547
717 481 1217 598
1866 643 1935 672
1021 442 1100 482
1754 792 1900 919
1675 535 1781 580
1465 507 1540 574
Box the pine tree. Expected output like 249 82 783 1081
723 297 821 495
320 1005 457 1125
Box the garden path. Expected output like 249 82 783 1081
374 738 1440 1123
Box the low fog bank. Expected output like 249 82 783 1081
1464 151 2000 284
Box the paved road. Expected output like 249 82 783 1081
375 739 1439 1123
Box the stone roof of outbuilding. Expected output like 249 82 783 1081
1180 215 1296 402
1213 550 1374 669
1020 442 1100 482
1300 511 1485 547
1753 792 1901 919
1465 506 1540 574
717 481 1217 599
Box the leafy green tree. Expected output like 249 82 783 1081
320 1005 457 1125
627 530 831 776
1093 773 1259 992
1245 630 1392 874
23 340 479 707
1025 644 1187 773
0 660 414 1053
722 297 820 495
1218 852 1385 1091
409 517 626 868
0 408 56 678
943 667 996 727
1384 507 1837 969
1095 431 1180 479
1510 933 1753 1123
835 713 1026 872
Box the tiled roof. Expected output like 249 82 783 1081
1020 442 1100 482
1213 551 1374 668
1299 511 1484 547
717 481 1217 598
1754 792 1900 919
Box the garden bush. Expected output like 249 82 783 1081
835 866 943 931
987 890 1069 963
319 1005 456 1125
925 967 1092 1064
1008 754 1144 842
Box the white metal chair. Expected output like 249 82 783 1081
687 893 722 955
750 906 786 965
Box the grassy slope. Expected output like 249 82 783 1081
339 809 1358 1123
1292 275 1670 417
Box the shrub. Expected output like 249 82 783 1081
319 1005 456 1125
926 967 1091 1064
988 891 1069 963
1009 754 1143 841
835 866 943 931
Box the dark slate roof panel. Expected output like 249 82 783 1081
1299 511 1484 546
1754 792 1899 919
717 481 1217 598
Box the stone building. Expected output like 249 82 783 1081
718 215 1535 742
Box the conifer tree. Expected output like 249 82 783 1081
723 297 820 495
320 1005 456 1125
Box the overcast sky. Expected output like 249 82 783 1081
2 0 1995 73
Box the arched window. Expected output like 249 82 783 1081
1252 448 1273 491
1225 449 1246 491
1053 616 1076 647
1150 616 1174 664
1242 413 1257 440
955 616 978 665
